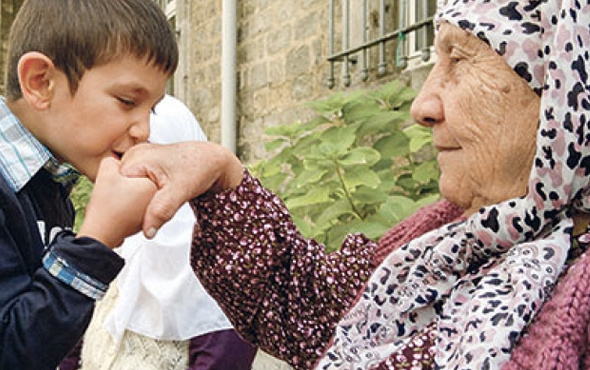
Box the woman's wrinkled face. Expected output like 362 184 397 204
411 23 541 216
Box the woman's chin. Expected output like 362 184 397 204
439 179 473 213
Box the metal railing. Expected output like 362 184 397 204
327 0 435 88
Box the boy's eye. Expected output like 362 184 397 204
117 97 136 107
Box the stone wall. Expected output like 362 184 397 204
182 0 430 164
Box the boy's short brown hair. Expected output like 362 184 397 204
5 0 179 100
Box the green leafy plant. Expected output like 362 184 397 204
249 80 440 252
69 175 93 232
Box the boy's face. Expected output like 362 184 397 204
42 55 169 181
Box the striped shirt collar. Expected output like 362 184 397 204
0 96 79 192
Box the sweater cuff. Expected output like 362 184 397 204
43 230 124 300
43 250 109 300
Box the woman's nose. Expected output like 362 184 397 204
411 87 444 127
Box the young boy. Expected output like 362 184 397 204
0 0 178 368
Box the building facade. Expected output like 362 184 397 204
158 0 436 163
0 0 436 164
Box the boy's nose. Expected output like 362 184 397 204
129 117 151 143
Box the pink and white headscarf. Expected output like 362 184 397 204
318 1 590 368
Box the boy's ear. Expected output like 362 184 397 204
17 52 57 110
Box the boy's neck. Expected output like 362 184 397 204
5 98 52 159
5 98 41 136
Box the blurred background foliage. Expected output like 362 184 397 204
249 80 440 252
70 175 93 232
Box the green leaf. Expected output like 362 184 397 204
376 168 397 187
259 173 288 191
356 111 407 138
377 79 405 97
285 187 331 209
264 121 300 137
374 131 410 158
291 132 322 157
325 219 365 251
320 125 357 152
341 99 381 124
264 117 329 139
292 167 328 188
291 214 314 237
378 80 418 108
339 147 381 167
416 193 441 208
379 195 418 224
307 92 346 115
70 176 93 232
259 161 282 178
316 198 355 225
404 124 433 153
412 160 440 183
355 214 392 239
264 138 288 152
352 186 388 204
387 88 418 108
395 174 417 193
342 167 381 189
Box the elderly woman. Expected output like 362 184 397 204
119 0 590 368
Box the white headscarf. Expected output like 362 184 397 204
104 95 233 343
319 1 590 368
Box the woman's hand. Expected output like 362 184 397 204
77 157 157 248
119 141 244 238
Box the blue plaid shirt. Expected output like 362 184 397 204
0 97 79 192
0 97 107 300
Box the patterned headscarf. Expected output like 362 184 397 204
318 1 590 368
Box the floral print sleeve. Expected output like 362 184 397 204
190 170 376 369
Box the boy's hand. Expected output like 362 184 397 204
77 157 157 248
119 141 243 238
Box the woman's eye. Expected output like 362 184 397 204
449 48 467 64
449 54 463 64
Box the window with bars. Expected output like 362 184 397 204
327 0 437 88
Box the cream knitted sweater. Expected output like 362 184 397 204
80 283 189 370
